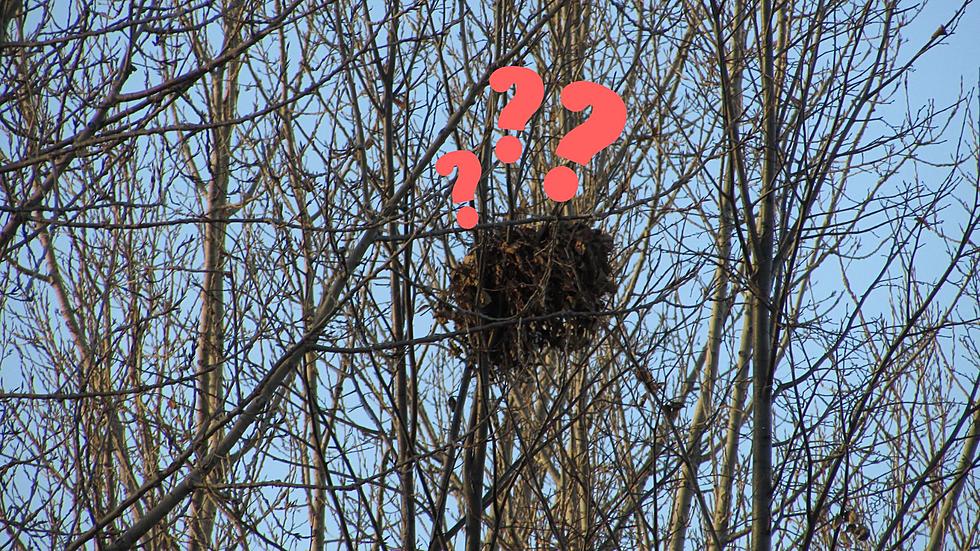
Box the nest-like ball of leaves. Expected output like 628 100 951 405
436 221 617 380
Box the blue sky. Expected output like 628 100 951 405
2 1 978 548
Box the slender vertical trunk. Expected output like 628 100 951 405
189 94 229 550
566 361 592 549
705 4 748 548
494 383 532 550
379 2 416 547
464 362 489 551
751 1 778 550
305 351 327 551
189 5 242 546
392 247 416 551
710 308 753 550
548 2 593 547
926 400 980 551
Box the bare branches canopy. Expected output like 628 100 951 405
1 1 978 549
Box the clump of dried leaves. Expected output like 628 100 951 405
822 508 872 548
435 220 617 380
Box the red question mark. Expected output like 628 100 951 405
543 81 627 202
490 66 544 164
436 150 482 229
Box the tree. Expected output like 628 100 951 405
1 0 978 549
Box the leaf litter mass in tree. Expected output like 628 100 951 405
436 220 616 380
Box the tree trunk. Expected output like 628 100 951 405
750 1 779 549
189 5 243 546
925 392 980 551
